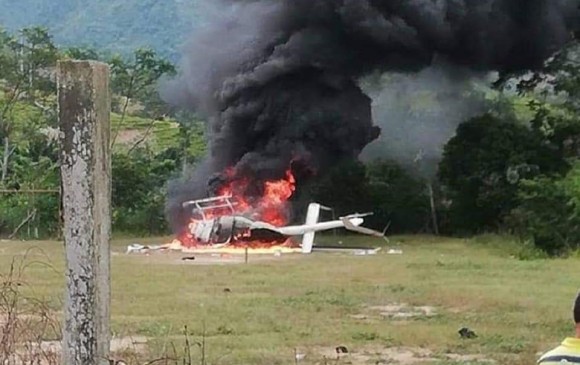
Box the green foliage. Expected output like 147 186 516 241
0 26 58 99
507 162 580 256
0 26 57 125
469 234 549 261
488 39 580 255
62 46 101 61
309 159 431 234
110 48 175 108
0 132 59 239
309 159 371 217
3 19 580 252
109 48 177 149
366 160 430 232
112 149 179 235
0 26 206 238
438 113 566 234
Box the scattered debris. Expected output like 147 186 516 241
126 243 168 254
295 348 306 362
458 327 478 339
181 256 196 261
353 248 381 256
387 248 403 255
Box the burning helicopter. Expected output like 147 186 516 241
177 195 388 254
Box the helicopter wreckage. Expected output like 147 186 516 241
127 195 388 255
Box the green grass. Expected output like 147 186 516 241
111 112 181 152
0 91 184 153
0 235 577 364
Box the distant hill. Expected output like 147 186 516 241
0 0 201 60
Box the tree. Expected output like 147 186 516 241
0 26 207 238
497 40 580 161
0 26 58 184
482 39 580 253
307 159 371 220
173 110 207 173
108 48 176 147
508 163 580 256
62 46 101 61
366 160 430 233
0 27 20 183
112 148 178 234
438 113 566 234
307 159 431 234
17 27 58 98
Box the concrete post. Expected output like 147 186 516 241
57 60 111 365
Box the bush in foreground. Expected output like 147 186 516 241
508 162 580 256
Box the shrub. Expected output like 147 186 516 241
308 159 431 234
438 113 565 234
507 161 580 256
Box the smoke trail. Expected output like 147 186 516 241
359 59 497 179
162 0 580 231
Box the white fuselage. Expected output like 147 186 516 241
186 202 373 254
276 218 364 236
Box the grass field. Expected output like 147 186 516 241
0 234 578 365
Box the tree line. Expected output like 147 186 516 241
310 41 580 257
1 25 580 257
0 26 206 238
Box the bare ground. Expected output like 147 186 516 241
348 303 438 323
118 249 308 265
307 345 495 365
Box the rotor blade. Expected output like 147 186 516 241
341 218 386 238
341 212 374 219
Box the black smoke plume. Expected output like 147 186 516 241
162 0 580 231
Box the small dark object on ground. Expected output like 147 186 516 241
224 288 231 293
181 256 196 261
458 327 477 339
336 346 349 354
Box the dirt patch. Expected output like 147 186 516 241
349 303 438 322
116 129 144 145
308 346 494 365
0 313 48 326
370 304 437 319
446 353 494 363
2 336 149 365
50 335 148 352
118 246 308 266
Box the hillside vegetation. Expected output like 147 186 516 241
0 0 200 59
2 23 580 258
0 26 206 238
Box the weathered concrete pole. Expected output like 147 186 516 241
57 60 111 365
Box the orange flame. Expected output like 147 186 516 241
260 170 296 226
174 168 297 249
213 168 296 226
